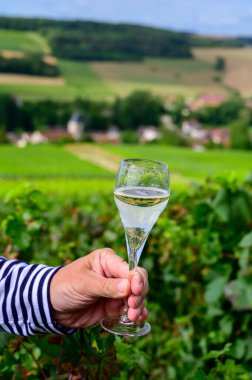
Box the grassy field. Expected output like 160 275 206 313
91 57 226 97
0 177 115 197
0 144 111 177
0 144 114 197
193 47 252 96
0 29 49 53
0 143 251 196
102 144 252 184
0 58 113 101
58 59 114 98
0 56 227 100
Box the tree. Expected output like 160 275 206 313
86 101 111 131
0 95 19 131
195 93 244 126
159 126 190 146
113 91 163 130
230 109 251 150
0 126 7 143
167 96 188 127
214 56 226 71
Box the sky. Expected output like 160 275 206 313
0 0 252 37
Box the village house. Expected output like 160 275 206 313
7 128 73 147
7 113 85 147
181 119 231 147
160 114 176 130
181 119 209 145
89 126 121 144
207 128 230 147
138 126 161 143
189 94 226 111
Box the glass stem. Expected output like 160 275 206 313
120 248 137 324
128 247 137 271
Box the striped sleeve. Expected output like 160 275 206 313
0 257 75 336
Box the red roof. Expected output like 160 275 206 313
190 94 226 111
208 128 230 146
41 129 72 141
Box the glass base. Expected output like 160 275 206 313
101 316 151 337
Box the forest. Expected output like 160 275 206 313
0 55 60 76
1 16 250 62
0 17 192 60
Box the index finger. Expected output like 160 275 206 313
91 248 129 279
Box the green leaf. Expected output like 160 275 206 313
203 343 232 360
0 332 12 348
103 230 118 243
32 347 41 360
212 188 230 222
193 369 206 380
239 232 252 248
219 315 233 337
1 215 31 249
205 276 227 304
229 339 246 360
28 189 50 211
224 279 252 311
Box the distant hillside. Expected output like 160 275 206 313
190 34 250 48
0 17 251 100
0 17 192 61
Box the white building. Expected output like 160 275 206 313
67 112 84 140
138 126 161 143
182 119 208 141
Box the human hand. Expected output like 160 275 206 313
50 248 148 329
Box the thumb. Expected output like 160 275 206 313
97 277 130 298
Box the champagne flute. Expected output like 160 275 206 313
101 158 170 337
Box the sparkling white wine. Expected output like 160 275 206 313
114 186 169 263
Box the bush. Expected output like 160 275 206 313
0 178 251 379
121 129 139 143
113 91 164 130
160 127 190 146
230 109 251 150
0 127 8 144
214 56 226 72
0 55 60 77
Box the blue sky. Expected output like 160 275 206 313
0 0 252 36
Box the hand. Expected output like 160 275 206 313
50 248 149 328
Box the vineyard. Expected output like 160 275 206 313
0 12 252 379
0 143 251 378
0 174 251 379
0 144 251 196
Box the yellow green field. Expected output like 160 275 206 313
0 55 228 100
0 29 50 53
193 47 252 96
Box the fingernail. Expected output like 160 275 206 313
117 279 128 294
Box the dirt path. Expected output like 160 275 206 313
65 143 122 172
0 73 65 85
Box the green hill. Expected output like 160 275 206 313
0 17 251 100
0 29 49 53
0 17 192 61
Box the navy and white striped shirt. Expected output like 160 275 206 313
0 257 75 336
